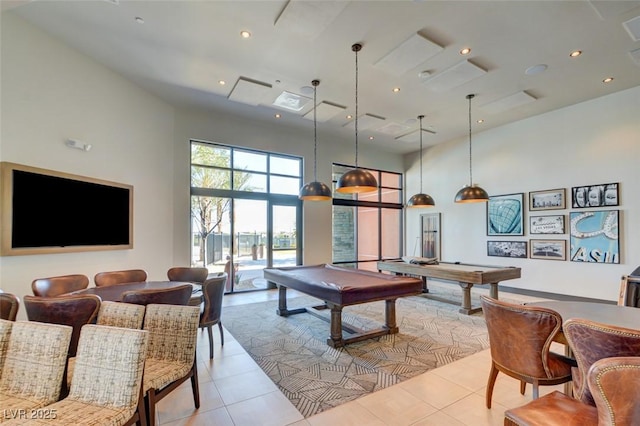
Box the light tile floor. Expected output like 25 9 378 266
157 284 563 426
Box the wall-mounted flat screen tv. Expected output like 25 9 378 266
1 162 133 256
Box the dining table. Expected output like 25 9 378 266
69 281 203 306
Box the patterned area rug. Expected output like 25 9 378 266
223 289 490 418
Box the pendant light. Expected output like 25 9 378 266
299 79 332 201
336 43 378 194
407 115 435 208
454 94 489 203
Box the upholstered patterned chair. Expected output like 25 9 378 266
142 304 200 426
564 318 640 406
480 295 573 408
0 293 20 321
96 301 146 329
0 320 13 374
0 321 72 415
5 325 150 426
504 356 640 426
121 284 192 306
200 274 227 359
31 274 89 297
167 267 209 284
94 269 147 287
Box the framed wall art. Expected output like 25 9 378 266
420 213 441 260
529 215 565 234
571 182 619 208
529 188 566 211
487 193 524 236
487 241 527 258
530 239 566 261
570 210 619 264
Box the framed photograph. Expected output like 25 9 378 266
530 239 566 260
487 241 527 258
529 188 566 211
571 182 619 208
420 213 441 260
487 193 524 236
529 215 565 234
570 210 619 264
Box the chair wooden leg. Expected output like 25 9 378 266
520 380 526 395
136 385 147 426
146 389 157 426
218 322 224 346
191 362 200 409
207 326 214 359
486 362 499 409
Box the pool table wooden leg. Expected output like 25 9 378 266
385 298 399 333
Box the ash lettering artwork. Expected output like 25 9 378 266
487 193 524 236
570 210 619 264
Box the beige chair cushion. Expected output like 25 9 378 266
0 321 72 412
0 320 13 373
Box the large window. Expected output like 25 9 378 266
331 164 403 271
190 140 302 292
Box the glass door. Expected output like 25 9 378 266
270 204 301 270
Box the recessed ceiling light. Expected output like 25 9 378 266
240 30 251 39
569 50 582 58
274 113 281 118
459 47 471 55
218 80 226 86
603 77 614 83
134 16 145 24
368 136 375 140
525 64 548 75
392 87 400 93
477 119 484 124
346 114 353 119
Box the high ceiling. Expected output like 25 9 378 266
5 0 640 154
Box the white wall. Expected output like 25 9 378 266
0 14 176 315
405 86 640 301
172 108 404 267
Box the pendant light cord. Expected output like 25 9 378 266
418 115 424 193
467 94 474 186
313 81 318 182
354 44 360 168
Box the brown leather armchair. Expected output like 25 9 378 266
480 295 573 408
31 274 89 297
564 318 640 406
0 292 20 321
200 273 226 359
167 267 209 284
94 269 147 287
121 284 192 306
504 356 640 426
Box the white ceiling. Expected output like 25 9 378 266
5 0 640 155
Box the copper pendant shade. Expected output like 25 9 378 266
454 94 489 203
299 79 332 201
336 43 378 194
407 115 435 208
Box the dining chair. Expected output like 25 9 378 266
121 284 193 306
26 324 150 426
0 292 20 321
563 318 640 406
167 266 209 284
0 321 72 413
142 304 201 426
31 273 90 297
504 356 640 426
97 301 146 329
200 273 227 359
480 295 574 408
0 319 13 373
94 269 148 287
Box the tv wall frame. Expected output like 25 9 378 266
1 162 133 256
